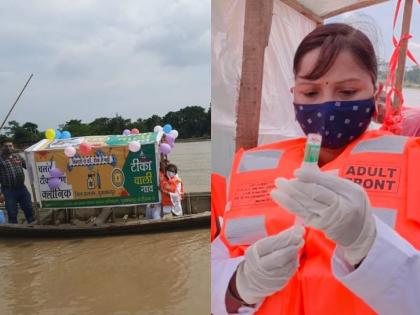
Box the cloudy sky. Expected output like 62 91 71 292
330 1 420 63
0 1 418 132
0 0 210 131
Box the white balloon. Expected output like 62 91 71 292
154 125 163 133
169 129 179 139
64 146 76 157
128 141 141 152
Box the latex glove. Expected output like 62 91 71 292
271 168 376 266
235 226 305 304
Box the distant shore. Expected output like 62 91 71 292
404 83 420 89
176 137 210 143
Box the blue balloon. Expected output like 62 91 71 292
55 130 62 139
61 131 71 139
163 124 172 134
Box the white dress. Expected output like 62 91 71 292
211 216 420 315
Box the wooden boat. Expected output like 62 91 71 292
0 192 210 238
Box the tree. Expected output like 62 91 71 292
143 115 162 132
89 117 111 135
61 119 91 137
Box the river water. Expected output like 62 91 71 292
0 141 210 315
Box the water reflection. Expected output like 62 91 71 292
0 229 209 315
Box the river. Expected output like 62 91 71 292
0 141 210 315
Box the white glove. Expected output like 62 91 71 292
235 226 305 304
271 167 376 266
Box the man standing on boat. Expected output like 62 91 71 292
0 138 34 224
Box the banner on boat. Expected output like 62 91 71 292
26 133 160 208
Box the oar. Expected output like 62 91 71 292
0 73 34 132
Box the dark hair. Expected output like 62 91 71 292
165 163 178 174
293 23 377 84
0 138 13 146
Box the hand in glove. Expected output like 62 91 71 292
271 167 376 266
235 226 305 304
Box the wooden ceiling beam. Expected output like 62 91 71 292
321 0 389 19
281 0 323 24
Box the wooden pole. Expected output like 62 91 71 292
393 0 413 110
235 0 274 151
0 74 34 132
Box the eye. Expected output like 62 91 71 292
303 91 318 97
339 90 357 96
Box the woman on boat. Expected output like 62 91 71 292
145 154 170 220
160 163 184 217
212 23 420 315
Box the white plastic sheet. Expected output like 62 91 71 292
212 0 315 177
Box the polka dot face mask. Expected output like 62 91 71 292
293 98 375 149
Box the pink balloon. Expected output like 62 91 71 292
79 142 92 155
165 133 175 145
49 168 63 178
64 146 76 157
131 128 140 134
159 143 171 155
128 141 141 152
48 177 61 190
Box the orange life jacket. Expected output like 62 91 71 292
160 172 184 206
219 130 420 315
211 173 227 241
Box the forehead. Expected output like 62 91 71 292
2 142 13 146
296 48 372 83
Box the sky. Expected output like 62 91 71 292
329 1 420 64
0 0 210 131
0 1 418 132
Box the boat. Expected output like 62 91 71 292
0 192 210 238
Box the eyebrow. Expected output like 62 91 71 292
295 77 362 86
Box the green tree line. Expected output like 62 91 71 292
0 105 211 147
378 64 420 87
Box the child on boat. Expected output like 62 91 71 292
160 163 184 218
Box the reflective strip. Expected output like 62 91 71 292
352 135 408 154
224 216 267 245
372 207 397 229
238 150 283 173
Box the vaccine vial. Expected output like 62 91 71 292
295 133 322 227
302 133 322 169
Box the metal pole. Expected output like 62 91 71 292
393 0 413 110
0 73 34 132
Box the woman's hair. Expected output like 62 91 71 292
165 163 178 174
293 23 377 84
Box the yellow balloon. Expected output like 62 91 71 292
45 128 56 140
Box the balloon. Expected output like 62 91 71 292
159 143 171 155
48 177 61 190
131 128 140 134
55 130 62 139
165 133 175 145
45 128 55 140
61 131 71 139
163 124 172 134
154 125 163 133
79 142 92 155
169 129 179 139
122 129 131 136
64 146 76 157
128 141 141 152
49 167 63 178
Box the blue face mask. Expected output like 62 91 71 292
293 98 375 149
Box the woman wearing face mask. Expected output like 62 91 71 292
160 163 184 217
211 23 420 315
